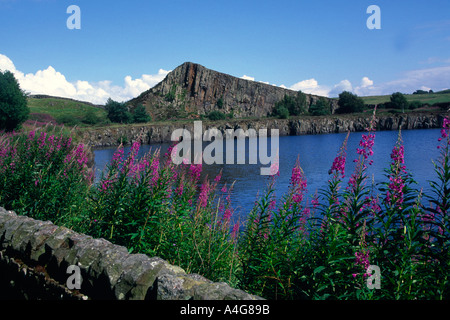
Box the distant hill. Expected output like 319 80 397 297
127 62 339 121
361 91 450 106
26 95 108 127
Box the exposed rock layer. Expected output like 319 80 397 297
129 62 339 120
81 112 447 148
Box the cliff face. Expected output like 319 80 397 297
82 112 447 148
128 62 338 120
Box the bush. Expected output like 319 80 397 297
0 70 29 132
165 85 177 102
207 110 227 121
390 92 408 111
309 98 331 116
81 109 102 125
133 104 151 123
105 98 132 123
409 100 423 110
217 97 224 109
336 91 365 114
273 93 307 118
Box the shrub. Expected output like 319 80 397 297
81 109 102 125
165 85 177 102
309 98 331 116
105 98 132 123
390 92 408 111
207 110 227 121
133 104 151 123
336 91 365 114
409 101 423 110
273 92 307 118
0 70 29 132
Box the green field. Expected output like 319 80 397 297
361 90 450 106
27 96 108 126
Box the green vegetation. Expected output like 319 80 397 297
389 92 409 111
0 70 29 132
336 91 365 114
309 97 331 116
361 90 450 106
27 96 108 127
272 92 308 119
133 104 151 123
105 99 151 124
206 110 228 121
165 84 177 102
105 98 132 124
2 114 450 300
217 97 224 109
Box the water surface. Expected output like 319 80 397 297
94 129 442 217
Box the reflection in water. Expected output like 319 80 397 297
94 129 442 219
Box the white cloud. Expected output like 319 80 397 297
240 75 255 81
360 77 374 88
328 80 353 97
289 78 331 96
0 53 170 105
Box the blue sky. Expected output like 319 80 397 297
1 0 449 104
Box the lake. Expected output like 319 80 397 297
93 128 443 217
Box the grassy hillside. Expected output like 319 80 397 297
361 90 450 106
26 96 108 127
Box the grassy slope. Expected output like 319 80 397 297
361 91 450 105
27 97 108 126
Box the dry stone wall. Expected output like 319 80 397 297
0 207 261 300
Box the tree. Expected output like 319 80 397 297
309 97 331 116
0 70 29 131
272 92 307 118
133 104 151 123
105 98 132 123
336 91 365 114
390 92 408 111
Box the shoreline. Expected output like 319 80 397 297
81 111 449 150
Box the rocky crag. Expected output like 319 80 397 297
128 62 339 120
82 112 447 148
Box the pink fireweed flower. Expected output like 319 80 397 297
223 208 232 222
189 163 202 181
385 131 407 209
198 180 211 208
290 160 307 204
355 251 370 270
231 222 240 240
437 117 450 148
112 148 125 165
329 132 350 183
38 132 47 148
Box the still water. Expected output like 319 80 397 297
93 129 442 217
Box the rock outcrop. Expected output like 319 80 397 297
128 62 338 120
81 112 447 148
